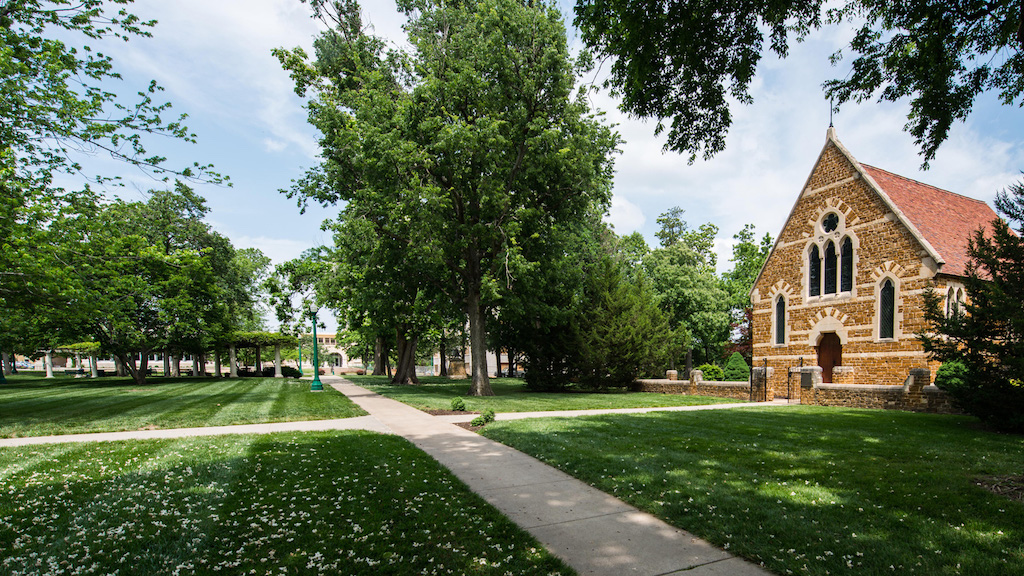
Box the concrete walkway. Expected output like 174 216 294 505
328 376 774 576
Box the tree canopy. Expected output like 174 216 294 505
276 0 619 395
573 0 1024 165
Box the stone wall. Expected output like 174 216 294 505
636 369 754 401
799 367 960 414
636 366 960 414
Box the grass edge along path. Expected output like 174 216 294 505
0 375 366 438
348 374 741 413
0 431 575 576
481 406 1024 576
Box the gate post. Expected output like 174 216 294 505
750 366 774 402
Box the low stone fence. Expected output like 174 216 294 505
636 369 753 401
796 366 959 414
637 366 959 414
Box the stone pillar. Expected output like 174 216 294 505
666 370 678 381
45 351 54 378
229 345 238 378
902 367 932 407
89 355 99 378
689 369 704 384
751 366 777 402
274 344 283 378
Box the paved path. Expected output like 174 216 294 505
327 376 774 576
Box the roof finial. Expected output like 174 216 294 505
829 97 834 128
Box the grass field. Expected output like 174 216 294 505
482 406 1024 576
0 374 365 438
348 375 742 412
0 431 573 575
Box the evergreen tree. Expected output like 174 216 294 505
922 182 1024 432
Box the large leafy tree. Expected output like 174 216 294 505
1 0 223 309
276 0 618 395
645 207 730 368
52 185 234 385
573 0 1024 165
722 224 773 362
922 182 1024 432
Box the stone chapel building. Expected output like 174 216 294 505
749 128 999 410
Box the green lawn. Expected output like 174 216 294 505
482 406 1024 576
0 431 573 575
0 374 365 438
348 374 742 412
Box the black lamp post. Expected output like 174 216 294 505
310 303 324 391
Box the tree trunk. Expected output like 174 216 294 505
163 352 171 378
466 286 494 396
685 348 693 379
89 355 99 378
229 345 238 378
439 339 448 377
507 347 516 378
1 351 10 376
391 327 420 385
170 355 180 377
214 350 222 378
372 337 386 376
274 344 283 378
255 345 262 374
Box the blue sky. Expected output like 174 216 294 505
73 0 1024 327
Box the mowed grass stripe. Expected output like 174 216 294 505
0 375 366 437
203 380 283 427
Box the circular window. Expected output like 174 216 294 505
822 213 839 233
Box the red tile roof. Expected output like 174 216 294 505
860 164 999 277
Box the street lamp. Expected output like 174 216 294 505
309 303 324 391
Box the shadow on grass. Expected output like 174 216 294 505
0 432 573 575
482 406 1024 575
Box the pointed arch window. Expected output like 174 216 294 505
880 279 895 339
775 296 786 345
946 287 956 317
809 245 821 297
824 241 837 294
840 237 853 292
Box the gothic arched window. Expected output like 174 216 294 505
840 237 853 292
880 279 896 339
809 244 821 297
775 296 786 345
824 241 837 294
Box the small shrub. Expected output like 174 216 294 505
934 360 969 391
696 363 724 381
470 409 496 427
450 397 466 412
722 352 750 381
257 366 302 378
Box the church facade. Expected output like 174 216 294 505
749 128 998 410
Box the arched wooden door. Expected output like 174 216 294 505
817 333 842 383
